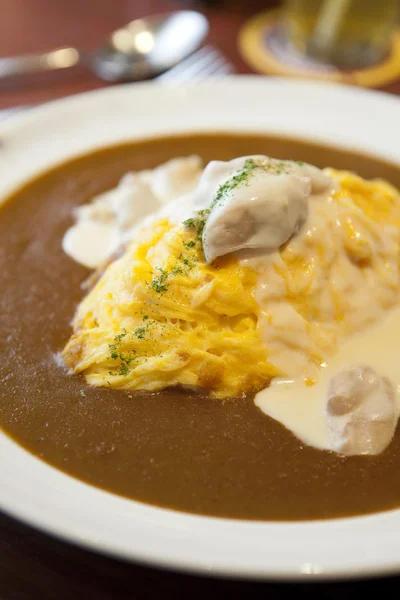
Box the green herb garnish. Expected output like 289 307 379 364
182 158 258 249
209 158 257 212
114 328 127 343
183 217 196 229
133 326 146 340
150 267 169 294
108 339 137 377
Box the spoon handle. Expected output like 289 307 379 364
0 47 81 79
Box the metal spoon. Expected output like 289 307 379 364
0 11 209 82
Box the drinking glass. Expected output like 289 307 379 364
283 0 399 68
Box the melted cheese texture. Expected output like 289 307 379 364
63 164 400 403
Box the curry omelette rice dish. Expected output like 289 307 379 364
63 157 400 400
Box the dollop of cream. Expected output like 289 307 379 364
193 156 332 263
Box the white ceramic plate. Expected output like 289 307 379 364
1 77 400 581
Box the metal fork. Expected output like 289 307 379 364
0 46 233 123
157 45 234 82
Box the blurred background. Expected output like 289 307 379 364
0 0 399 111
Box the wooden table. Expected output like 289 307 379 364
0 0 262 110
1 1 400 597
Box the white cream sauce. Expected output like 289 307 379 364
255 306 400 453
62 156 202 269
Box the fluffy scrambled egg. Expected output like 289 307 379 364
256 169 400 382
63 218 279 397
63 169 400 399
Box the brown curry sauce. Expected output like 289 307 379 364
1 133 400 521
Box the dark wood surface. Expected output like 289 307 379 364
1 1 400 598
0 0 399 110
0 0 261 110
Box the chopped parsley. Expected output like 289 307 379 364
114 328 128 343
184 257 195 270
182 158 259 248
209 158 257 213
108 314 164 377
79 389 86 398
147 241 199 295
183 217 195 229
108 344 118 360
108 341 137 377
150 267 169 293
183 209 210 241
133 326 146 340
